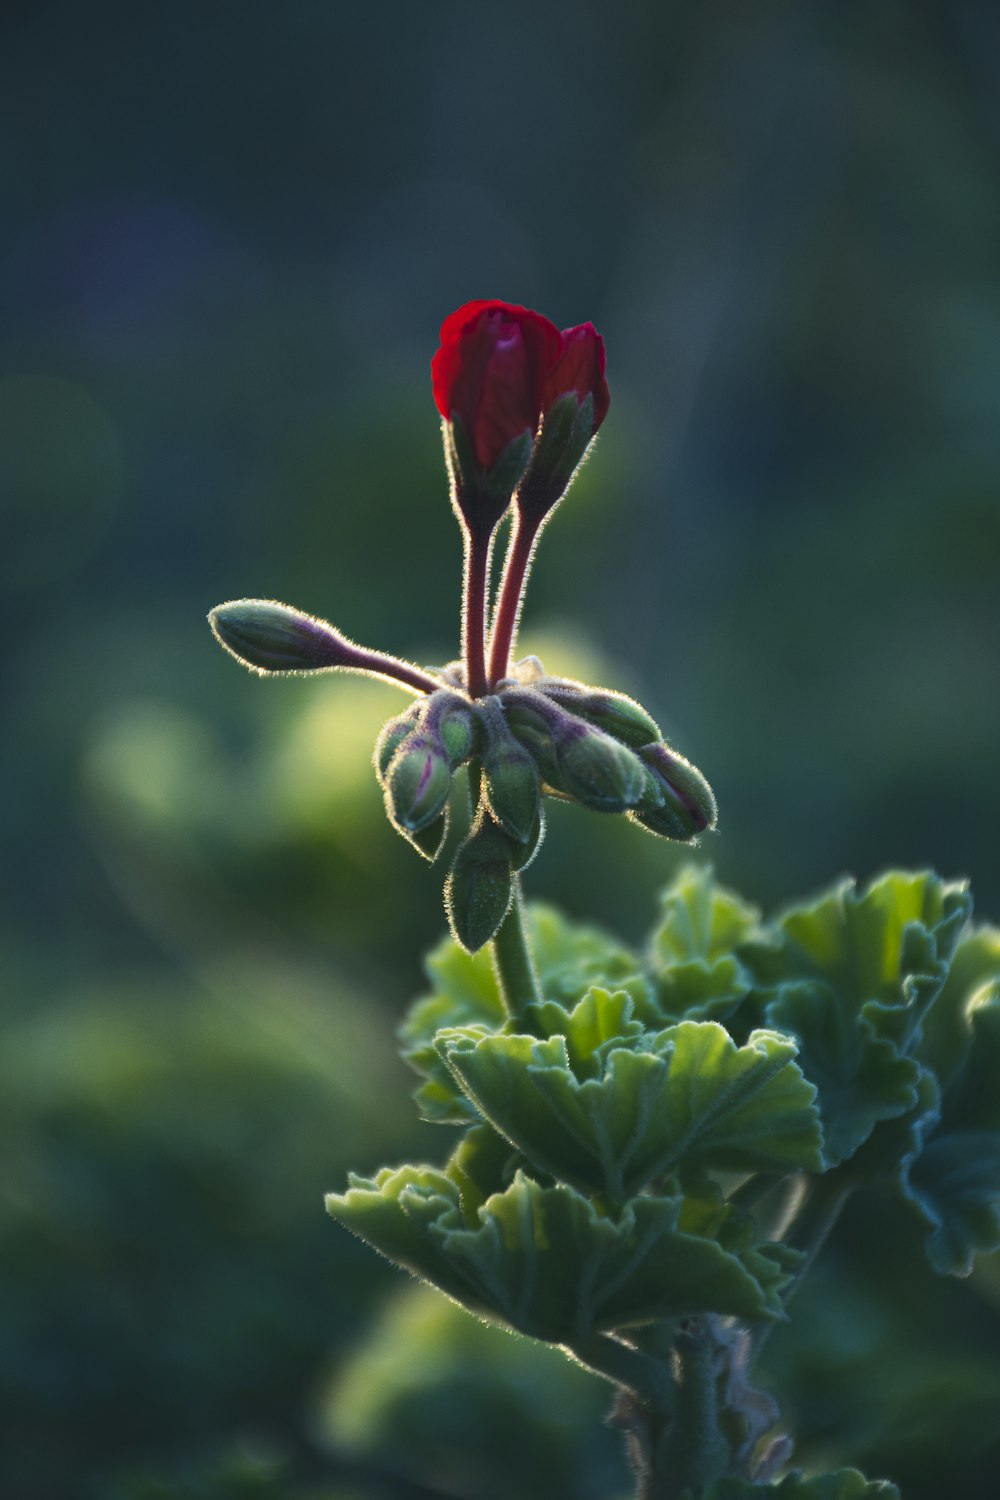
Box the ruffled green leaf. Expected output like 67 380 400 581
520 985 647 1076
747 870 972 1165
695 1470 900 1500
399 907 651 1122
439 1017 822 1200
398 938 506 1123
648 865 765 1024
899 937 1000 1274
747 869 971 1028
328 1169 790 1340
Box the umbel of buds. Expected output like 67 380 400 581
209 299 716 952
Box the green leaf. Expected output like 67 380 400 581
521 985 647 1075
399 938 506 1123
901 952 1000 1274
439 1018 822 1200
647 865 765 1024
696 1470 900 1499
328 1169 789 1340
527 903 652 1014
746 870 972 1165
399 906 651 1122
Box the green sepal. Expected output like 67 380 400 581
328 1169 792 1342
647 865 765 1025
481 699 542 842
692 1470 900 1500
438 1017 822 1200
444 809 515 953
745 870 973 1166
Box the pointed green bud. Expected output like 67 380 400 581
542 681 661 747
209 599 441 693
374 703 425 784
503 698 567 792
480 698 541 842
427 693 477 769
385 736 453 834
209 599 358 673
510 804 546 872
444 810 515 953
631 741 717 840
557 720 647 812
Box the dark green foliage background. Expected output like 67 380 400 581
2 2 999 1496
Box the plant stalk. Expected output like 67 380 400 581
487 509 539 686
491 877 542 1016
462 524 492 698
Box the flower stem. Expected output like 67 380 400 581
491 877 541 1017
462 524 492 698
488 509 539 686
338 644 444 695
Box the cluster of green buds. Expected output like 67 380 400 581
209 299 716 952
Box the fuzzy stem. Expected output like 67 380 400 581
491 877 542 1016
335 644 444 695
487 508 539 686
571 1335 674 1411
462 524 492 698
643 1320 729 1500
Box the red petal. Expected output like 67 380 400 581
542 323 610 432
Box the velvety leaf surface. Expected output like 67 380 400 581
647 864 765 1024
439 1016 822 1199
328 1169 790 1341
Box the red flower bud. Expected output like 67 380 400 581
432 300 562 471
540 322 610 434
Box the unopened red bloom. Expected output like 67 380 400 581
541 322 610 433
432 300 562 471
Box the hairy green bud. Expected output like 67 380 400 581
385 736 453 834
631 741 717 841
542 681 661 747
444 810 515 952
557 721 647 812
374 703 425 784
480 698 541 842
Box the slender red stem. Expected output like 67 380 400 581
487 508 539 687
340 645 442 695
463 524 491 698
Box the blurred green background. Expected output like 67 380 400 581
3 2 1000 1496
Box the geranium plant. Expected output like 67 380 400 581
209 299 1000 1500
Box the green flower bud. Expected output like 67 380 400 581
374 703 425 784
503 699 567 792
557 721 647 812
503 691 647 809
480 698 541 842
430 695 477 769
444 810 515 953
630 741 717 841
542 681 661 747
385 736 453 834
